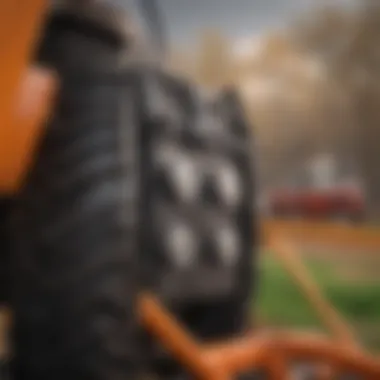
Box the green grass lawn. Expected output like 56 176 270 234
256 253 380 351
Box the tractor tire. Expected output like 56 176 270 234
8 8 257 380
9 71 142 380
42 2 257 343
138 77 257 379
0 199 11 304
8 7 144 380
174 88 257 341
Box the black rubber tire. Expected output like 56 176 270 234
138 76 257 342
142 80 257 380
8 9 257 379
8 7 144 380
40 5 257 345
10 72 142 380
0 198 12 304
177 88 257 341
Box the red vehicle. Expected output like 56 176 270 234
267 157 366 222
269 184 365 222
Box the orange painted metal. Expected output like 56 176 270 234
0 66 56 194
0 0 51 194
138 293 380 380
138 294 224 380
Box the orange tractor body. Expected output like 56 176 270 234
0 1 53 194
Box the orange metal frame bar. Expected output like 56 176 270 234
0 0 53 195
138 293 380 380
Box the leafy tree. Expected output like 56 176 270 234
291 2 380 219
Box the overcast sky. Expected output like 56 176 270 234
152 0 353 46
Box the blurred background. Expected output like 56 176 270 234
154 0 380 351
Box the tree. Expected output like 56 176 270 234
291 2 380 219
194 29 234 88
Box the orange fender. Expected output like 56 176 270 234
0 67 56 194
0 0 51 195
